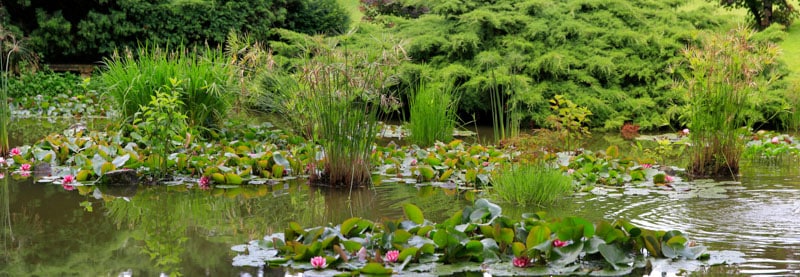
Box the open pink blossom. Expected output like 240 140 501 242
198 176 211 190
310 256 326 269
9 147 21 156
410 159 418 166
553 239 569 247
641 164 652 169
385 250 400 263
20 163 31 171
512 256 531 268
771 137 780 144
665 175 675 183
682 129 690 135
63 174 75 184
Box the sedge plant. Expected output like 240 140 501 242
677 26 781 177
292 37 404 188
102 46 233 131
489 161 573 206
407 81 459 146
0 28 37 156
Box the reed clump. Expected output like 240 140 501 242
407 81 459 146
678 26 781 178
489 162 573 206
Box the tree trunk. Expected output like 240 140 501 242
762 0 774 28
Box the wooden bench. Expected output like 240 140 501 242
47 64 96 77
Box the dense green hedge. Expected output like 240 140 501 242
1 0 349 62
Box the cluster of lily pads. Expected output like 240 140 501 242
743 131 799 161
231 199 712 276
1 122 515 191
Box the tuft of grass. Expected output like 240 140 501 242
101 46 234 131
489 162 573 206
407 81 459 146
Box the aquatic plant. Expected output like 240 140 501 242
102 46 234 130
489 162 573 206
289 36 403 188
676 26 781 178
1 28 38 156
132 79 190 177
231 199 714 275
546 95 592 152
407 81 459 146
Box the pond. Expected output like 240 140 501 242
1 126 799 276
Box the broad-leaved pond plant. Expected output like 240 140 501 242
231 199 711 276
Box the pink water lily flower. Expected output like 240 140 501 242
410 159 418 166
512 256 531 268
553 239 569 248
198 176 211 190
310 256 326 269
567 168 575 174
682 129 690 135
665 175 675 183
771 136 780 144
385 250 400 263
9 147 21 156
20 163 31 171
63 174 75 184
0 157 5 165
641 163 652 169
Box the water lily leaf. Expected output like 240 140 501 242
398 247 418 262
551 241 583 266
360 262 393 275
465 240 483 254
112 154 130 168
224 173 243 185
393 229 413 244
418 166 435 181
433 230 449 248
598 243 633 269
526 225 551 250
273 152 291 167
403 203 425 225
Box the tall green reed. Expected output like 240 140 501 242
407 81 459 146
489 71 521 142
292 38 403 188
678 26 780 177
102 46 233 131
1 29 37 156
489 162 573 206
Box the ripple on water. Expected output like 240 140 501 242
556 167 800 276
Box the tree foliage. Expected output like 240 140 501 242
354 0 794 130
715 0 799 28
0 0 350 62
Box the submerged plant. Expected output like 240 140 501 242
407 81 459 146
677 26 781 177
489 162 573 206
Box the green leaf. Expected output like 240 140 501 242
393 229 413 244
112 154 130 168
498 228 514 245
526 225 551 250
398 247 418 262
598 243 633 269
465 240 483 254
403 203 425 225
360 262 393 274
342 240 362 252
341 217 361 236
433 230 449 248
511 242 526 257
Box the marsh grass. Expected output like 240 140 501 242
679 26 781 177
489 72 521 142
294 37 404 188
102 46 233 130
407 81 459 146
489 162 573 206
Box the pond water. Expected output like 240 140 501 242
1 124 799 276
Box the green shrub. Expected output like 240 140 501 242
489 162 573 206
102 46 234 130
284 0 352 35
132 79 190 177
5 70 87 99
407 81 459 146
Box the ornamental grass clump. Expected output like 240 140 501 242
102 46 233 130
677 26 781 178
407 81 459 146
291 38 404 188
489 162 573 206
